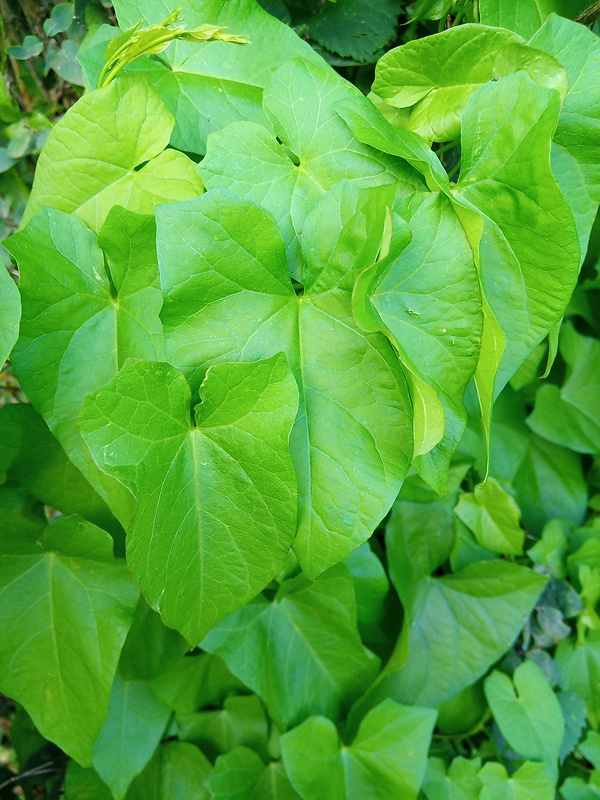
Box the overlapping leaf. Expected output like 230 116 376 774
371 24 566 141
80 354 299 644
110 0 323 154
280 700 436 800
0 265 19 366
201 565 380 728
158 186 412 578
206 747 300 800
200 57 424 281
22 77 202 232
5 206 166 525
0 514 139 765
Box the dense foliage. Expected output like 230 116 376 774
1 0 600 797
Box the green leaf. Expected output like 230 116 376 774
46 40 85 86
91 670 171 799
110 0 323 154
0 403 120 536
527 519 570 580
561 772 600 800
350 561 546 719
530 16 600 252
558 690 588 763
64 762 113 800
372 25 567 141
150 652 245 715
305 0 402 63
454 477 524 556
556 632 600 728
0 515 139 765
200 58 423 282
177 694 269 762
202 565 379 728
7 35 44 60
119 599 189 681
0 265 19 366
205 747 300 800
484 660 564 766
21 77 202 232
280 700 437 800
126 741 212 800
528 324 600 454
454 73 580 397
43 3 74 36
157 188 413 579
80 354 299 644
344 544 390 648
479 761 555 800
479 0 588 38
422 756 482 800
580 731 600 770
5 207 166 525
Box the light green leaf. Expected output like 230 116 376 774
350 561 546 719
22 77 202 232
280 700 436 800
422 756 482 800
111 0 323 154
177 694 269 762
305 0 402 63
479 0 588 39
530 15 600 251
454 477 524 556
372 25 566 141
157 188 413 579
202 565 380 728
5 207 166 525
556 632 600 728
528 324 600 454
479 761 555 800
80 354 299 644
126 741 212 800
201 58 423 281
206 747 300 800
454 72 580 397
484 660 564 766
0 515 139 765
0 265 19 366
0 403 120 537
92 671 171 799
561 771 600 800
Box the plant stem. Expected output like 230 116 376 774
576 1 600 25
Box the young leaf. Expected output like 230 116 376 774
91 670 171 799
422 756 482 800
479 761 555 800
110 0 324 154
21 77 202 232
484 659 565 767
0 265 19 366
372 25 566 141
205 747 300 800
157 188 413 579
5 207 166 525
0 515 139 766
454 477 524 556
201 58 423 281
201 565 380 728
280 700 437 800
80 354 299 644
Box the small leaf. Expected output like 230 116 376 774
455 478 524 556
7 35 44 60
43 3 74 36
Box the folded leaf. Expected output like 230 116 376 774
280 700 436 800
21 77 202 232
201 58 423 281
111 0 323 154
158 187 413 578
5 206 166 525
0 514 139 765
202 565 380 728
372 25 566 141
80 354 298 644
454 477 524 556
